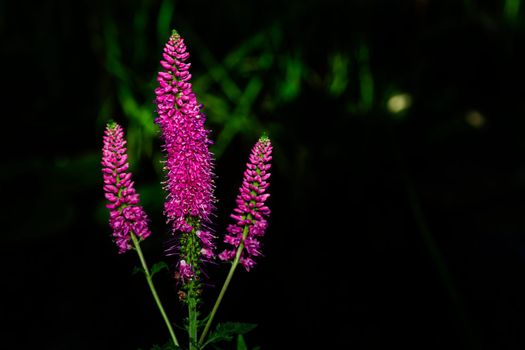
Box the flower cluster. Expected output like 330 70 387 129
155 30 216 283
155 30 215 233
220 135 272 271
101 122 150 253
100 29 275 350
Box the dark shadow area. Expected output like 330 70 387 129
2 0 525 349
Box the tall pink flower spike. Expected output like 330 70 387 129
155 30 216 280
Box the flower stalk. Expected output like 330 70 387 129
130 232 180 348
156 30 218 350
188 292 199 350
198 225 249 346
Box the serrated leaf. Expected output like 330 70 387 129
203 322 257 348
236 335 247 350
151 261 169 277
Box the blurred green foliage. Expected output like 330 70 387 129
92 0 410 165
7 0 522 242
504 0 522 24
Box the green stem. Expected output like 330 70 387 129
198 225 249 346
188 293 198 350
130 232 180 348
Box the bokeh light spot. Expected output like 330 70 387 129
387 93 412 113
465 110 486 129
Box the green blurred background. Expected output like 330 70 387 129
3 0 525 348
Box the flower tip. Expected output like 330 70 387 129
106 121 119 130
171 29 180 37
259 132 270 143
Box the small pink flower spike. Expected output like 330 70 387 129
101 122 150 253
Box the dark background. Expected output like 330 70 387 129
3 0 525 348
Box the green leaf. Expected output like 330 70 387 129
150 261 169 277
203 322 257 348
236 335 248 350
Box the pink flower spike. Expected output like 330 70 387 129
155 30 215 235
219 135 273 271
101 122 150 253
155 30 216 285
